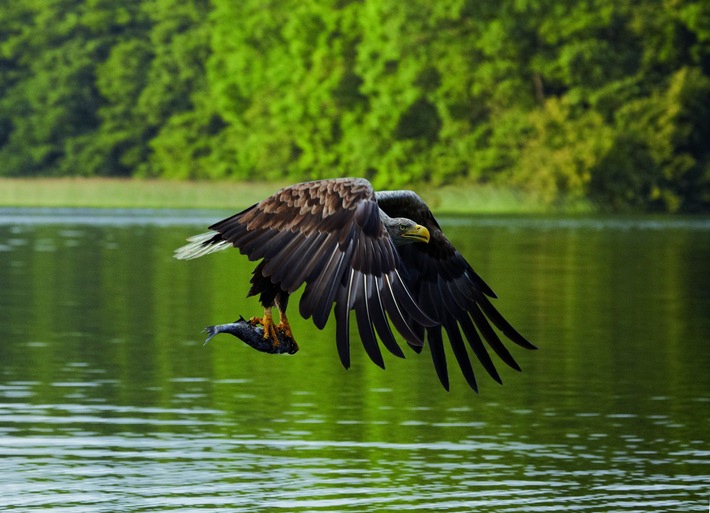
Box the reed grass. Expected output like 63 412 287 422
0 178 288 211
0 177 589 213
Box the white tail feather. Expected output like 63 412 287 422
174 231 231 260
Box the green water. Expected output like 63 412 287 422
1 208 709 512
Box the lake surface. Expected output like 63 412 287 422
1 207 709 512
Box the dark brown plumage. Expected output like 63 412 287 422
175 177 535 390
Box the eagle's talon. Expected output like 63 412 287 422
265 324 279 347
275 313 295 341
277 324 294 340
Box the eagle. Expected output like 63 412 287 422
175 178 535 390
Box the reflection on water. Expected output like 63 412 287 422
1 208 709 512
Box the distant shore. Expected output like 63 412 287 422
0 177 590 214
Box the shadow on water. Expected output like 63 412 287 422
0 208 709 511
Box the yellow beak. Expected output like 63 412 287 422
403 224 430 243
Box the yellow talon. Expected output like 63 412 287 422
250 309 279 346
248 307 299 351
275 311 295 340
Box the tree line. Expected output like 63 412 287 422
1 0 709 211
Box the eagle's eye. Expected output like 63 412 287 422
399 224 408 231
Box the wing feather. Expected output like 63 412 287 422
477 295 537 350
299 244 343 327
371 276 405 358
458 313 501 384
427 326 449 391
379 273 427 347
281 231 331 293
354 273 385 368
334 269 355 368
377 189 536 390
442 314 479 392
468 305 521 371
262 232 304 275
309 239 353 329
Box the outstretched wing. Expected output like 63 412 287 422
376 190 536 391
186 178 435 369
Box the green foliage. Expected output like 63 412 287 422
514 97 613 206
0 0 709 211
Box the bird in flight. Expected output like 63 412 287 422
175 178 535 390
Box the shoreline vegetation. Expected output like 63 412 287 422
0 177 592 214
2 2 708 213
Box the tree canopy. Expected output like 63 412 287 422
1 0 709 211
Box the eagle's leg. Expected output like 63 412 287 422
275 292 297 345
276 311 294 339
247 274 296 350
249 308 279 345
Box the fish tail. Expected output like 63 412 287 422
202 325 220 346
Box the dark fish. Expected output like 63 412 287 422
202 316 299 354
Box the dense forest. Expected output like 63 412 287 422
1 0 709 211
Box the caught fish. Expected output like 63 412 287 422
203 316 299 354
